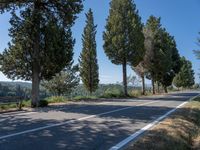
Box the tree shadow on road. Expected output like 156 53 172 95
0 92 199 150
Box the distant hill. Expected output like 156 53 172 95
0 81 32 89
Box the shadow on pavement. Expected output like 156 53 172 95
0 92 199 150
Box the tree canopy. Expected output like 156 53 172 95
42 63 80 96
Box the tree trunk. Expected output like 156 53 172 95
152 78 155 94
141 75 145 95
31 0 41 107
31 24 40 107
164 86 168 93
32 67 40 107
122 58 128 96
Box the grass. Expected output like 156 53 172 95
0 96 70 111
129 89 153 97
73 95 98 101
127 96 200 150
45 96 68 103
0 103 18 111
0 100 31 111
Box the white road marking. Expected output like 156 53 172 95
109 94 200 150
0 101 158 140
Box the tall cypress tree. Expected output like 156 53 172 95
0 1 83 107
103 0 144 96
142 16 163 94
79 9 99 94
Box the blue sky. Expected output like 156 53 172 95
0 0 200 84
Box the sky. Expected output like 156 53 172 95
0 0 200 84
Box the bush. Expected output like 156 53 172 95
129 89 152 97
129 90 142 97
101 88 124 98
38 99 48 107
22 100 31 107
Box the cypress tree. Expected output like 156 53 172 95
143 16 182 93
0 1 83 107
159 36 181 93
103 0 144 96
142 16 162 94
79 9 99 94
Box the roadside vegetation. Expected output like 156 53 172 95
127 96 200 150
0 0 197 108
0 84 198 112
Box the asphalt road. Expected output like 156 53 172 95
0 91 199 150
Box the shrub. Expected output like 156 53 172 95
101 88 124 98
22 100 31 107
129 90 142 97
38 99 48 107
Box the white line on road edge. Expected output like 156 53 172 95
109 93 200 150
0 101 158 140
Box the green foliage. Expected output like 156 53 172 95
0 82 50 99
45 96 67 103
73 95 98 101
103 0 144 66
0 99 31 111
141 16 181 93
21 100 31 107
159 33 181 90
0 103 17 111
101 88 124 98
38 99 48 107
143 16 170 81
138 16 162 94
42 63 80 96
103 0 144 96
0 0 83 107
79 9 99 94
173 57 195 88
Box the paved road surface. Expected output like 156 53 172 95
0 91 199 150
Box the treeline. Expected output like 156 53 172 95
0 81 198 100
0 82 48 98
0 82 149 98
0 0 196 107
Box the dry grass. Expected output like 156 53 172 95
127 98 200 150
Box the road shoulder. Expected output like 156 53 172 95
126 95 200 150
